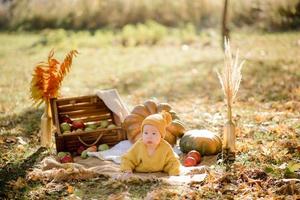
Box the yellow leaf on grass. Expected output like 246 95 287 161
11 177 27 190
288 162 300 172
67 185 74 194
254 115 266 123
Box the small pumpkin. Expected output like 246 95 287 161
180 130 222 156
123 99 185 145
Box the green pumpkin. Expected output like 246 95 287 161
179 130 222 156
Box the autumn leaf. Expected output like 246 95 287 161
254 115 267 124
67 184 74 194
30 49 78 107
10 177 27 190
287 162 300 173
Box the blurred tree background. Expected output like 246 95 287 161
0 0 299 31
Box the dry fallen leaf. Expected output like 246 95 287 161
254 115 266 123
16 144 25 152
67 184 74 194
0 136 4 144
10 177 27 190
108 192 130 200
5 136 16 143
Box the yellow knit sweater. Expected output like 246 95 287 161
120 139 180 176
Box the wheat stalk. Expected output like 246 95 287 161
217 38 244 120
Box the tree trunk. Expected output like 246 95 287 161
222 0 230 49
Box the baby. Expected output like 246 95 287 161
120 112 180 176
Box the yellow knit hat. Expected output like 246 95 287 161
141 111 172 138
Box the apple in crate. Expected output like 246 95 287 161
60 122 71 132
98 144 109 151
107 124 117 129
84 127 95 132
86 124 97 131
60 115 73 124
89 124 98 129
72 120 85 130
100 120 109 128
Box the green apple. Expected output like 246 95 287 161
100 120 109 128
57 152 67 158
63 130 71 134
60 122 71 132
107 124 117 129
94 121 102 127
98 144 109 151
84 127 94 132
81 150 88 159
86 124 97 130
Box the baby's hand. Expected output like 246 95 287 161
123 170 132 173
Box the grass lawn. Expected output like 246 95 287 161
0 29 300 199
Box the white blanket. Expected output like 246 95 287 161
96 89 130 124
88 140 183 164
88 140 132 163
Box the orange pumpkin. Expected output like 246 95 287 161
123 99 185 146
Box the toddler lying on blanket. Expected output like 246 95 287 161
120 112 180 176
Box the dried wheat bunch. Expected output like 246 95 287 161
217 38 244 111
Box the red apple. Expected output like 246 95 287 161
72 120 85 130
60 155 73 163
60 115 73 124
184 156 197 167
187 150 201 163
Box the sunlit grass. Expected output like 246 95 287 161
0 29 299 116
1 28 300 199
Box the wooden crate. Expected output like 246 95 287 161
50 95 127 153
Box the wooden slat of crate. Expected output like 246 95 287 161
56 129 126 152
58 104 108 112
56 95 102 106
74 115 112 123
58 109 110 118
62 127 121 137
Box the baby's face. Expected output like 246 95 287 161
142 124 161 148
